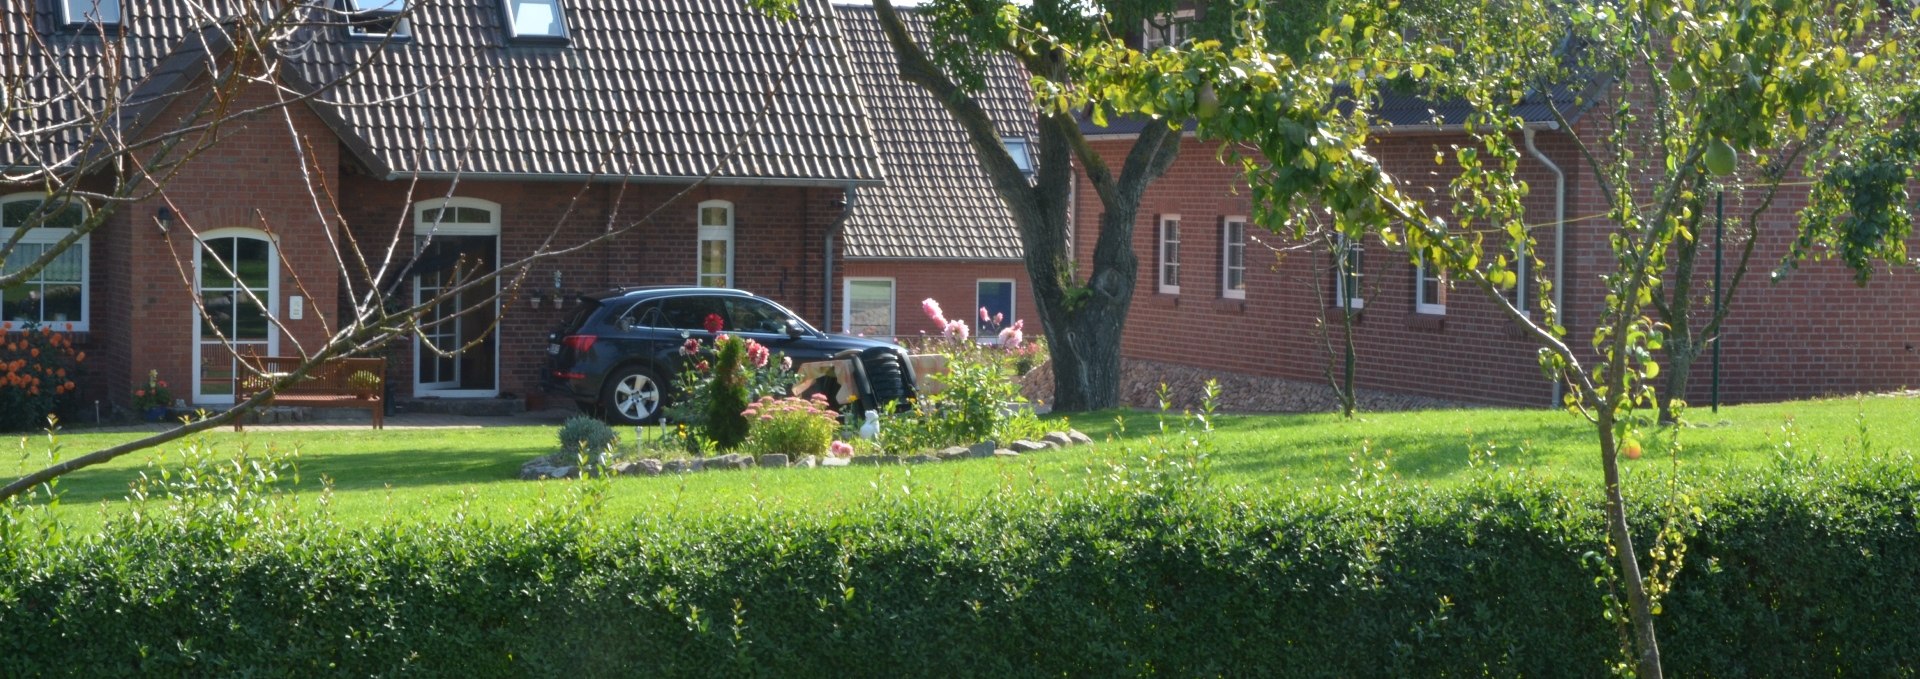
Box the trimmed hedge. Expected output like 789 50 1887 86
1 460 1916 676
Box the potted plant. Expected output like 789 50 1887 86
347 370 383 400
131 369 172 422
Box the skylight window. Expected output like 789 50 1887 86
1003 137 1033 177
502 0 568 42
344 0 410 39
59 0 120 29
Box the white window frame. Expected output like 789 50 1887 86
1333 233 1364 311
59 0 120 28
191 227 280 405
975 278 1016 342
500 0 567 42
344 0 410 39
0 193 90 332
1158 214 1181 295
1003 137 1034 177
1415 253 1446 315
697 200 735 288
842 277 895 338
1221 216 1247 300
1141 9 1196 50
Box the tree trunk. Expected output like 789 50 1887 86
1597 413 1665 679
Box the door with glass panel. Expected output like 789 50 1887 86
412 234 499 396
194 234 276 404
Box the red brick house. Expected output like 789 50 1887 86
1072 80 1920 408
4 0 885 413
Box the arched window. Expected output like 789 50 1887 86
697 200 734 288
0 193 90 331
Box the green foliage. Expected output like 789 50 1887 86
701 336 752 452
875 338 1047 454
346 369 383 396
740 395 838 459
3 426 1919 675
557 415 618 466
0 325 83 431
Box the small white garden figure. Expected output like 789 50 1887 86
859 410 880 440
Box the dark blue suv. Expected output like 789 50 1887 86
542 287 913 424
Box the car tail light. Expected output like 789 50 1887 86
560 335 597 354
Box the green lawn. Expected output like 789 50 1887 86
12 394 1916 529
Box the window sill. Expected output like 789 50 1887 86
1212 298 1246 313
1406 312 1446 331
1144 294 1180 309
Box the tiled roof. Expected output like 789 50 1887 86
5 1 885 185
835 5 1031 260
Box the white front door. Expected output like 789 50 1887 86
193 232 277 404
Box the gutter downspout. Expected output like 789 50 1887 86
1523 126 1568 407
822 183 858 331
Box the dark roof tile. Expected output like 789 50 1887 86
834 4 1029 261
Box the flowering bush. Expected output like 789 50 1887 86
740 394 839 459
662 315 799 454
131 369 171 410
0 323 83 431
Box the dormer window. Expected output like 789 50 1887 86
1141 9 1195 51
502 0 568 42
1003 137 1033 177
344 0 409 39
59 0 120 30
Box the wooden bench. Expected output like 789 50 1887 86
233 356 386 430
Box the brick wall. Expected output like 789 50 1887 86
1075 128 1920 407
94 73 346 409
838 259 1040 342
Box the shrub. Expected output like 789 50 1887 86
701 335 752 451
0 323 83 431
557 415 618 466
740 395 838 458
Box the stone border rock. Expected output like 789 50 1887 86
518 429 1098 480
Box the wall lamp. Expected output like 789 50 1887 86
154 206 175 233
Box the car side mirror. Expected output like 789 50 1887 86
786 319 806 340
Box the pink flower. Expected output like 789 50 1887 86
780 356 793 371
829 440 854 458
979 306 990 322
703 313 725 334
944 320 970 340
921 298 946 326
993 312 1004 326
1012 319 1023 332
680 338 700 356
695 360 710 373
746 340 770 368
999 327 1024 348
715 333 730 345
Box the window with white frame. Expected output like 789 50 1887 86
1003 137 1034 177
1221 217 1247 299
1333 233 1364 311
1141 9 1195 50
344 0 410 38
1415 253 1446 315
501 0 566 41
697 200 734 288
976 279 1015 339
844 278 894 337
1 194 89 331
59 0 120 28
1157 215 1181 295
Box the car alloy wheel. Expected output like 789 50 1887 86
603 366 663 424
